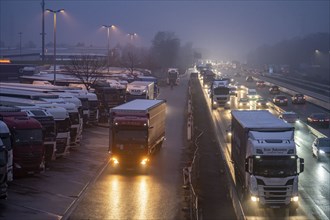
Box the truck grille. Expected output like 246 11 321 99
89 110 98 123
70 128 78 144
56 138 67 154
16 152 42 165
258 184 293 204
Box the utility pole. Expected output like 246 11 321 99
41 0 45 62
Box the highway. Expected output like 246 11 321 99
198 69 330 219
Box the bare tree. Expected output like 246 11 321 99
121 51 140 75
65 55 106 91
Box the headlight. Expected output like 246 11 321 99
251 196 259 202
111 157 119 165
140 158 149 165
213 101 217 105
291 196 299 202
319 150 325 154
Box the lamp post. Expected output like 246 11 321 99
102 25 115 73
18 32 22 58
46 8 64 85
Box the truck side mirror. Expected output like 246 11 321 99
245 158 250 173
299 158 304 173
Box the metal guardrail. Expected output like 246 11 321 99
183 79 201 220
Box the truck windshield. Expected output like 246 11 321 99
0 149 6 166
0 134 11 151
14 129 43 144
253 156 297 177
115 130 147 143
56 118 71 133
213 87 230 95
69 112 80 125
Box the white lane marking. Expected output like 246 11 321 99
322 165 330 173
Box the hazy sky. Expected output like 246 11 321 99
0 0 329 61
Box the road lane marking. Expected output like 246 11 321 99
322 166 330 173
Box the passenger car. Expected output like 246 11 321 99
256 98 268 109
247 89 258 100
279 112 299 123
312 137 330 161
269 85 280 94
237 97 250 109
256 80 265 88
292 93 306 104
273 95 288 106
307 113 330 128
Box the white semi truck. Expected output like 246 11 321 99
230 110 304 211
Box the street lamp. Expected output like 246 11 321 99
46 8 64 85
128 33 137 41
102 25 115 73
18 32 22 58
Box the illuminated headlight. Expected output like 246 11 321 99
204 85 209 89
140 158 149 165
213 101 217 105
228 132 232 136
319 150 325 154
291 196 299 202
111 157 119 165
251 196 259 202
226 101 230 104
239 103 243 106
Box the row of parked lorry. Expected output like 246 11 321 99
0 82 103 199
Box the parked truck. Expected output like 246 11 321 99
126 81 154 102
0 120 13 182
210 79 231 109
0 107 45 176
0 139 8 199
231 110 304 211
109 99 166 170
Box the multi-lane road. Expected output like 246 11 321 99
200 69 329 219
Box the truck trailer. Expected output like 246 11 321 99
230 110 304 210
109 99 166 170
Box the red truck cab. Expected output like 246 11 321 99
0 109 45 176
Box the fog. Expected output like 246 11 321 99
0 0 329 61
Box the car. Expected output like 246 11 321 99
256 97 268 109
279 111 299 123
312 137 330 161
245 76 254 82
229 86 237 96
307 113 330 128
247 88 259 100
256 80 266 88
237 97 250 109
273 95 288 106
292 93 306 104
269 85 280 94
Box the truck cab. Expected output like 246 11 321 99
0 140 8 199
